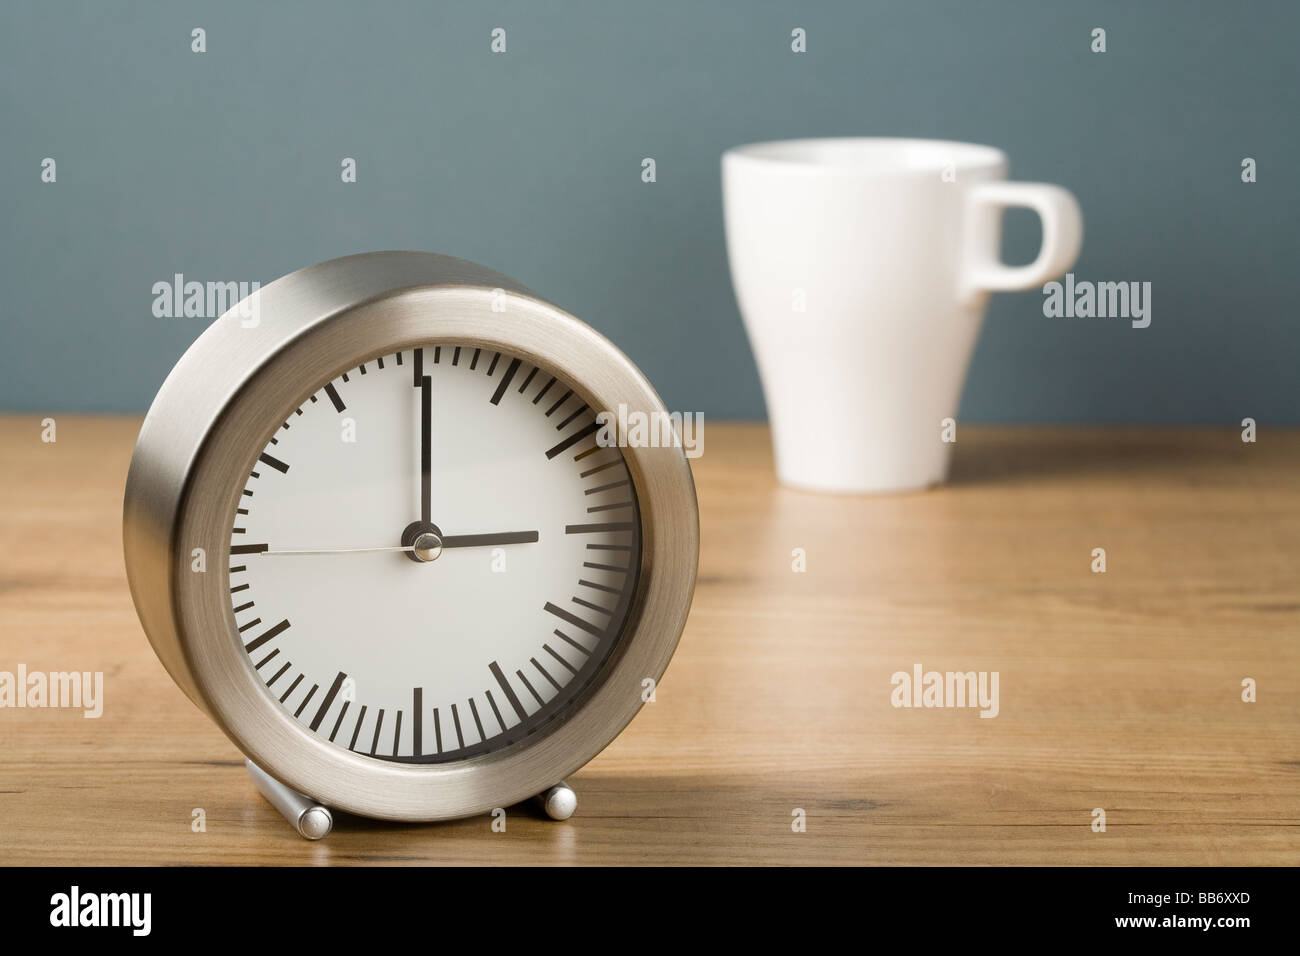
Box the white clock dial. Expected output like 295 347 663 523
228 345 641 762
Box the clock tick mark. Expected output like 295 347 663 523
324 382 346 412
491 358 522 405
566 521 634 534
258 452 290 474
533 376 556 404
311 672 349 733
585 479 630 495
411 688 423 755
348 706 368 751
531 657 562 692
572 596 612 616
544 602 604 637
556 404 589 430
329 701 350 743
369 709 385 756
484 690 506 733
279 673 304 702
544 644 579 675
583 561 628 573
294 684 318 717
516 669 545 707
266 661 292 688
553 629 592 655
489 662 529 722
244 618 290 653
578 458 623 478
468 698 487 742
544 389 573 417
545 422 601 460
451 703 466 749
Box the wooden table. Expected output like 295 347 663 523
1 417 1296 865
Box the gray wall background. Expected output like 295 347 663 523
2 0 1296 422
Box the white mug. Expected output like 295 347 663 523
723 137 1083 493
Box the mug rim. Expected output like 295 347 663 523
723 136 1008 176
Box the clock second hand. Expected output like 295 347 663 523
257 531 539 556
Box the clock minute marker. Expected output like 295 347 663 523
244 618 290 653
412 687 423 756
556 404 589 430
310 671 349 732
544 644 578 675
451 703 465 749
294 684 318 718
328 700 350 743
258 452 290 474
348 705 368 751
552 629 592 656
266 660 292 687
545 422 602 460
484 690 507 733
468 698 487 742
278 673 303 703
531 657 562 692
490 358 522 405
324 382 346 412
489 661 529 722
516 669 545 707
544 390 573 417
544 602 604 638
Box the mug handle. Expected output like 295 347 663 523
960 182 1083 302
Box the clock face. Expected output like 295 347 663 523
226 345 641 763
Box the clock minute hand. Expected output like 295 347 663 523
420 371 432 524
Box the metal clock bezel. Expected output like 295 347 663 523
123 252 698 821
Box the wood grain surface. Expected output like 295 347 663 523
1 416 1296 865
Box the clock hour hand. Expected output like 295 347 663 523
439 531 540 548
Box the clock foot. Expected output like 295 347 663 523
532 781 577 821
246 759 333 840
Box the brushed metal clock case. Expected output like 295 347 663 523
123 251 699 823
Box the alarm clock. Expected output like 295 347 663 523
123 252 698 838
